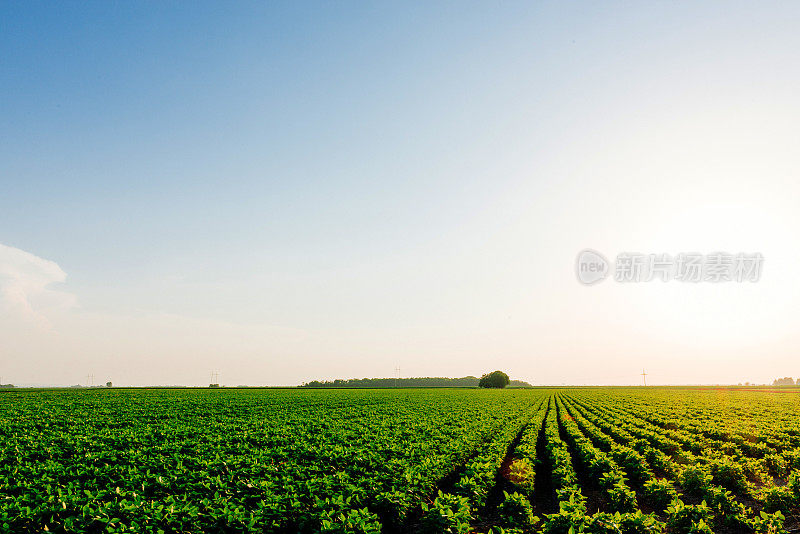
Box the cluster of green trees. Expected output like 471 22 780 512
301 373 530 389
478 370 510 388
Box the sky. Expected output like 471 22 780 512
2 2 800 387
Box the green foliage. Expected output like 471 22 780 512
643 478 678 512
320 507 382 534
606 478 638 513
679 466 713 494
489 527 526 534
585 511 663 534
420 491 472 534
543 509 662 534
761 486 796 513
4 386 800 533
373 490 410 525
506 458 534 493
453 460 495 509
497 491 536 531
479 371 511 389
751 510 788 534
764 453 790 478
616 511 664 534
0 388 536 533
707 457 749 493
665 500 714 534
541 501 587 534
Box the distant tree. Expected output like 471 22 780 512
773 377 795 386
479 370 510 389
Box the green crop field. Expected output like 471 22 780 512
1 388 799 534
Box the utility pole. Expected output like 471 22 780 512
641 369 647 387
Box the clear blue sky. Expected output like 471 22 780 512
2 2 800 386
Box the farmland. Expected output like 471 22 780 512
1 388 799 534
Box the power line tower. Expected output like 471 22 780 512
395 365 401 388
210 371 220 387
86 373 94 387
641 369 647 387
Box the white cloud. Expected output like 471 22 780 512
0 243 75 328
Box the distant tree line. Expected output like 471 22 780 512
300 376 532 388
773 377 797 386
